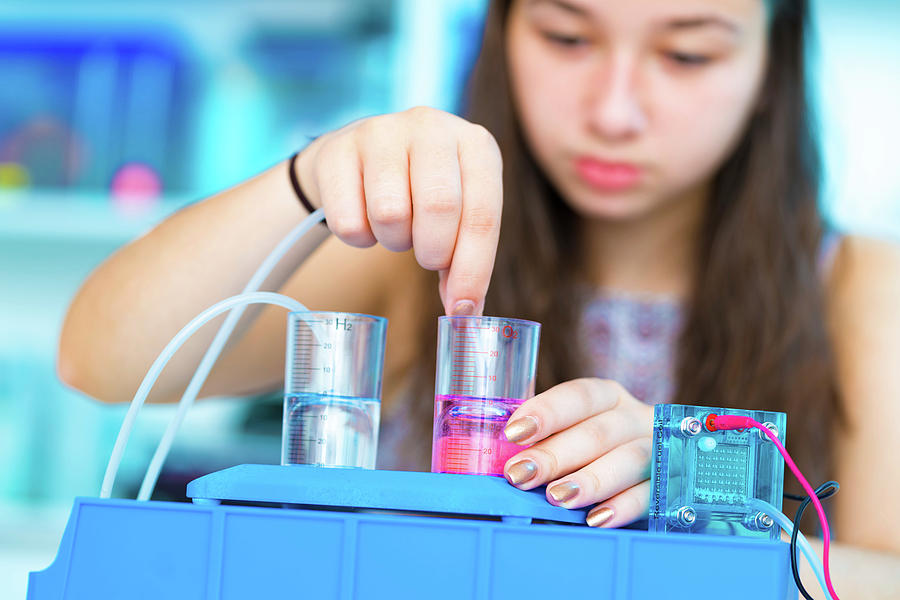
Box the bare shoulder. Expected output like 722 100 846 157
826 234 900 374
826 234 900 326
826 234 900 551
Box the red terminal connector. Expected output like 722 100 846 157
710 414 755 431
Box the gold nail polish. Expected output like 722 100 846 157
452 300 476 316
505 459 537 485
504 415 538 443
547 481 580 504
586 506 614 528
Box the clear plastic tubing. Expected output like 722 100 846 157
283 311 387 469
431 316 541 476
137 207 327 501
101 291 306 499
748 499 834 600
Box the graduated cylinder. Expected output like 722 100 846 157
431 316 541 475
282 311 387 469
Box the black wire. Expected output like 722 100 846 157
783 481 839 600
784 491 811 501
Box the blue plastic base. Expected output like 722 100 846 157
28 466 799 599
186 464 588 524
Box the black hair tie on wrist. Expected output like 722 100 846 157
288 151 321 219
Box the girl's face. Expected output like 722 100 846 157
506 0 769 221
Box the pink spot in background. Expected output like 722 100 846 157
110 162 162 212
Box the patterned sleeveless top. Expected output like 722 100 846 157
580 232 841 406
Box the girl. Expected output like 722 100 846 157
60 0 900 595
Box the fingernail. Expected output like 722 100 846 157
547 481 580 504
452 300 476 316
505 459 537 485
504 416 538 443
586 506 614 528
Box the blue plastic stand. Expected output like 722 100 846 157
28 465 798 599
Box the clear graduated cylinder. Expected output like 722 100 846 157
282 312 386 469
432 316 541 476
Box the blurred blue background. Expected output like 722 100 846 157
0 0 898 595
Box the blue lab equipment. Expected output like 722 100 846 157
29 464 800 600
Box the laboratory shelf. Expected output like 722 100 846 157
28 465 798 600
0 193 190 244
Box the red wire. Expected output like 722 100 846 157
711 414 840 600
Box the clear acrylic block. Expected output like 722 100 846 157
649 404 786 541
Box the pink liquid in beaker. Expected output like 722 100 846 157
431 394 530 475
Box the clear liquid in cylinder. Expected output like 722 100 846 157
282 393 379 468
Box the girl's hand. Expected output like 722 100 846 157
294 107 503 316
502 378 654 527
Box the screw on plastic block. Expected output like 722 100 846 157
746 511 774 531
680 417 703 437
676 506 696 527
758 422 779 441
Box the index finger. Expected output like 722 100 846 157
503 378 631 445
442 126 503 315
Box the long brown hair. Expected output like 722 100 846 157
402 0 841 500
